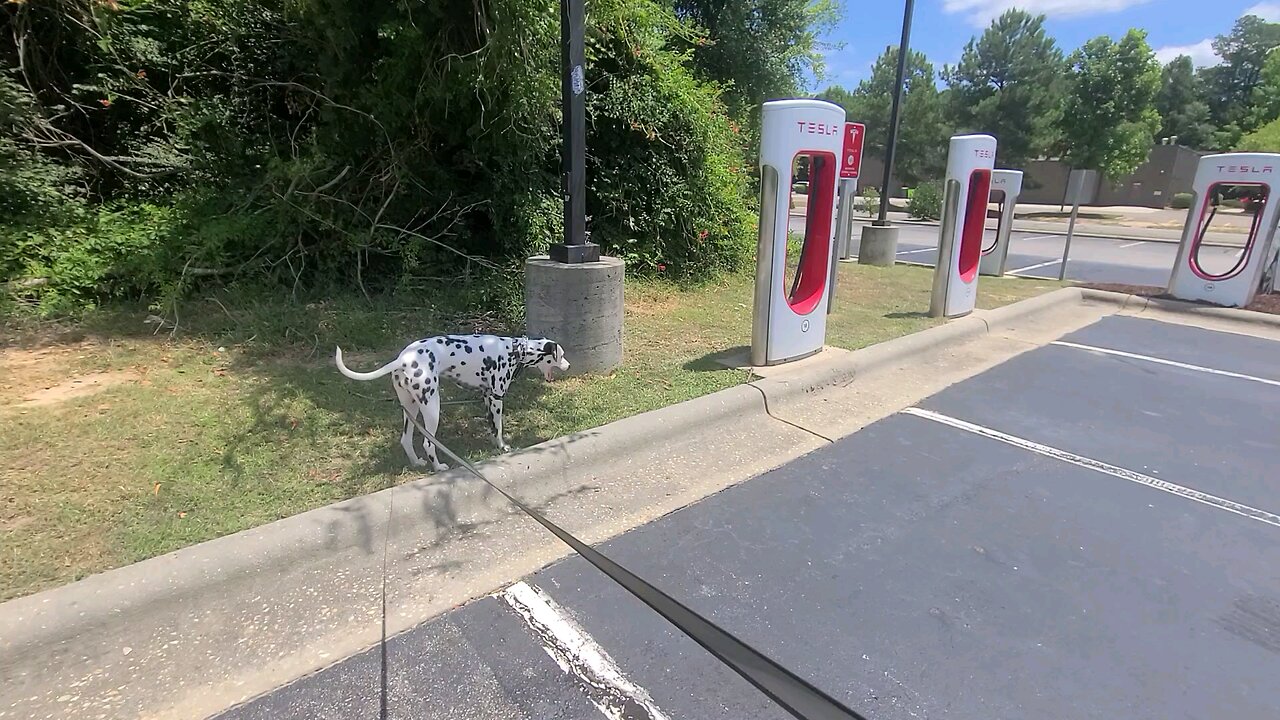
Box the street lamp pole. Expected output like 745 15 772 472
550 0 599 263
876 0 916 226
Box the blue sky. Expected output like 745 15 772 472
813 0 1280 91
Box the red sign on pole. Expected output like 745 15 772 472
840 122 865 180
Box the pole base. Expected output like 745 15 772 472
548 242 601 264
858 224 899 267
525 255 623 374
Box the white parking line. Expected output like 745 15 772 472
1051 341 1280 388
1007 259 1062 275
1117 241 1146 248
499 581 673 720
1013 234 1061 243
901 407 1280 529
896 247 934 255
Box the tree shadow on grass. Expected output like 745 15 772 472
884 310 930 319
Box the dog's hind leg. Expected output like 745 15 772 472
393 380 427 468
485 395 511 453
417 389 449 472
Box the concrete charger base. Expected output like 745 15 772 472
858 224 899 266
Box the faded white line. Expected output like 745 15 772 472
896 247 935 255
901 407 1280 529
1051 341 1280 388
1117 240 1146 248
499 581 673 720
1007 259 1062 275
1013 234 1060 242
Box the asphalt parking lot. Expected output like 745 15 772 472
220 314 1280 720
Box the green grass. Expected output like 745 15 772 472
0 265 1060 600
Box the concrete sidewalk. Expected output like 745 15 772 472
4 289 1278 720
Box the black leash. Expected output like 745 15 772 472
401 414 870 720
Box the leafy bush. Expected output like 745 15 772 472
859 186 881 218
1169 192 1194 209
1 203 182 315
2 0 771 310
907 180 943 220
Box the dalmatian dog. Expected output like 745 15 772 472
335 335 570 470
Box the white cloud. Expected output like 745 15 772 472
942 0 1152 27
1153 39 1219 67
1243 3 1280 21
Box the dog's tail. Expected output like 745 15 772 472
335 346 400 381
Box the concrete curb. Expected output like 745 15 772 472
749 287 1087 407
0 283 1258 659
0 383 764 655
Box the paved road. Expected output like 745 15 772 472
220 316 1280 720
786 217 1254 287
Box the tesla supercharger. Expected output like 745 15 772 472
978 169 1023 277
751 99 845 366
929 134 996 318
1168 153 1280 307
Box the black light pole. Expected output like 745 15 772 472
876 0 916 227
550 0 600 263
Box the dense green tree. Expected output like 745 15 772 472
1155 55 1215 148
671 0 838 116
1247 47 1280 127
943 9 1065 168
1199 14 1280 129
819 46 948 185
1238 116 1280 151
1059 30 1161 179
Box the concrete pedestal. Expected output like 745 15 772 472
858 224 899 266
524 255 624 374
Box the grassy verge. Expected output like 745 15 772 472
0 264 1060 600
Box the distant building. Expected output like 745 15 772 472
851 143 1204 209
1018 144 1206 208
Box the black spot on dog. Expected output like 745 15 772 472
413 369 422 378
411 360 419 369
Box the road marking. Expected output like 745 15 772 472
1051 341 1280 388
1117 241 1146 248
901 407 1280 529
896 247 935 255
1007 259 1062 275
499 581 673 720
1013 234 1060 242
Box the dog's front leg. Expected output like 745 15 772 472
485 395 511 453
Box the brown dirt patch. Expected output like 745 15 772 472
1247 293 1280 315
9 370 140 408
1 343 140 408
